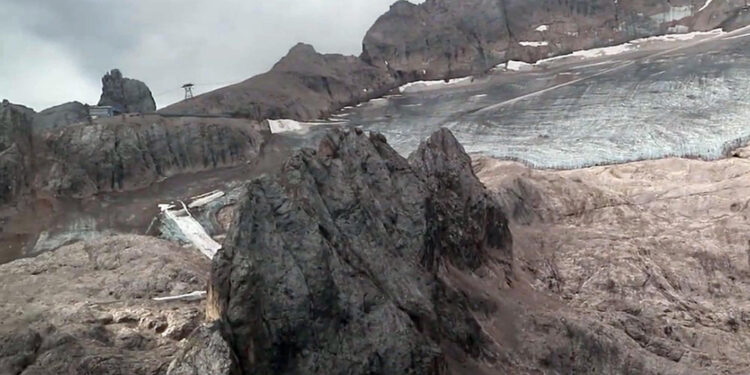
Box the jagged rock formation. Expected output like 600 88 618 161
206 128 512 374
32 101 89 132
160 43 397 120
33 114 270 198
98 69 157 113
0 235 209 374
0 101 34 204
361 0 510 81
363 0 749 78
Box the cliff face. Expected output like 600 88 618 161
159 43 398 121
33 115 270 198
363 0 747 78
207 128 512 374
0 101 34 204
98 69 157 113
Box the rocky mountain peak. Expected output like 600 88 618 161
98 68 157 113
204 128 512 374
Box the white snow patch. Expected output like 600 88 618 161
536 29 723 65
188 190 224 209
505 60 534 71
153 291 207 302
160 202 221 259
535 25 549 32
699 0 714 12
519 41 549 47
398 76 472 93
267 119 305 133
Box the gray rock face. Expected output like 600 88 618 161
361 0 511 81
0 235 210 375
33 114 270 198
166 323 240 375
363 0 749 79
160 43 398 121
32 101 89 132
98 69 157 113
208 128 512 374
0 101 34 204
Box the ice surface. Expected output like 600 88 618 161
336 32 750 169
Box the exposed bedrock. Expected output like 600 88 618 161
206 128 512 374
160 43 398 121
0 235 209 375
0 101 34 205
98 68 157 113
33 114 270 198
363 0 748 79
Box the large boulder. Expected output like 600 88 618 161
98 69 157 113
33 114 270 198
208 128 512 374
160 43 398 121
0 235 210 374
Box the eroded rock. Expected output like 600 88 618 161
98 68 157 113
209 128 512 374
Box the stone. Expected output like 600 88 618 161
0 235 210 374
98 68 157 113
208 128 512 374
34 114 270 198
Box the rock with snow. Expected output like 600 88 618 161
98 69 157 113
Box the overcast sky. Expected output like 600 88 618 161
0 0 403 111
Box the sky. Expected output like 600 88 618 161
0 0 404 111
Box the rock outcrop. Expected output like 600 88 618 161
33 114 270 198
0 235 210 374
474 152 750 374
0 101 34 204
98 69 157 113
207 128 512 374
363 0 749 79
160 43 397 121
32 101 89 132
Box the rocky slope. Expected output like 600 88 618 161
160 43 397 120
474 150 750 374
0 235 210 374
160 128 735 374
32 114 269 198
98 68 157 113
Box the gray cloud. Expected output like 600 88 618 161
0 0 398 110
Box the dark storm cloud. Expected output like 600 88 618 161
1 0 400 110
